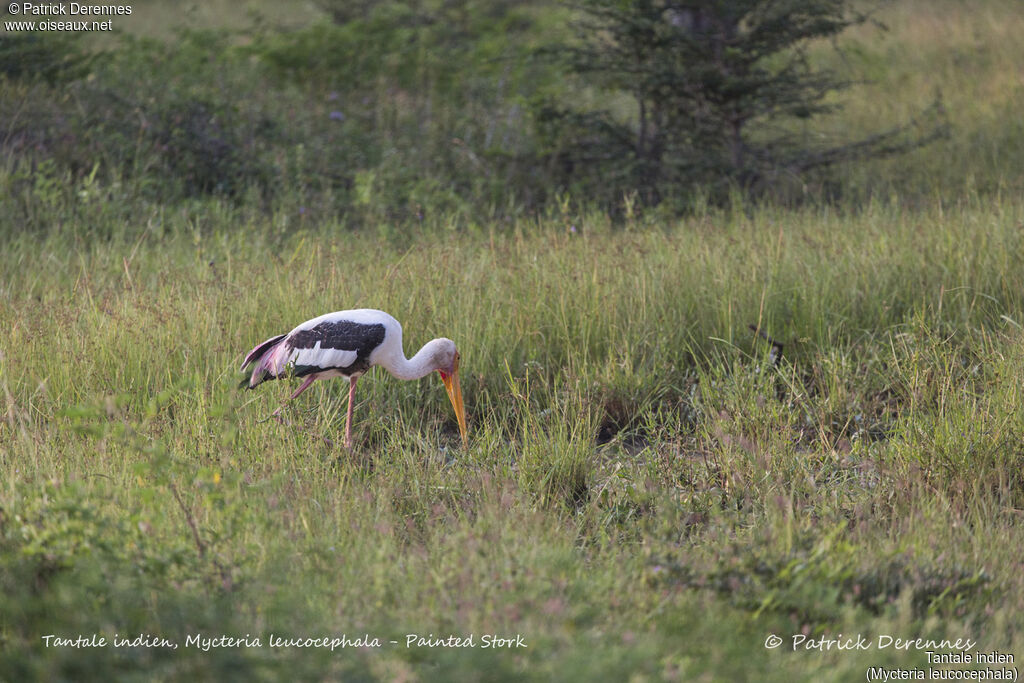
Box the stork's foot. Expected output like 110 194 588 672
342 421 354 450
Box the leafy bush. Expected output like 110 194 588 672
0 33 97 83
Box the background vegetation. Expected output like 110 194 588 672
2 0 1024 680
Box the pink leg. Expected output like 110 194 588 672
289 375 318 400
344 376 359 449
271 375 317 419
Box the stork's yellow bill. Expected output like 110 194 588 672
440 351 468 448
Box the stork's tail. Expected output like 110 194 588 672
239 333 288 389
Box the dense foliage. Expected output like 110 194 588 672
0 0 1005 228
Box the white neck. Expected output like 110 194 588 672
381 338 450 381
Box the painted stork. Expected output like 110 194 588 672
241 309 468 449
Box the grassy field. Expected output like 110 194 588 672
3 0 1024 680
4 199 1024 680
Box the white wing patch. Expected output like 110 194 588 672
286 341 358 371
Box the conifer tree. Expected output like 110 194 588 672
538 0 946 204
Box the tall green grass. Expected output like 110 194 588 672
3 197 1024 678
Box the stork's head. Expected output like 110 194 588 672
434 338 468 448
